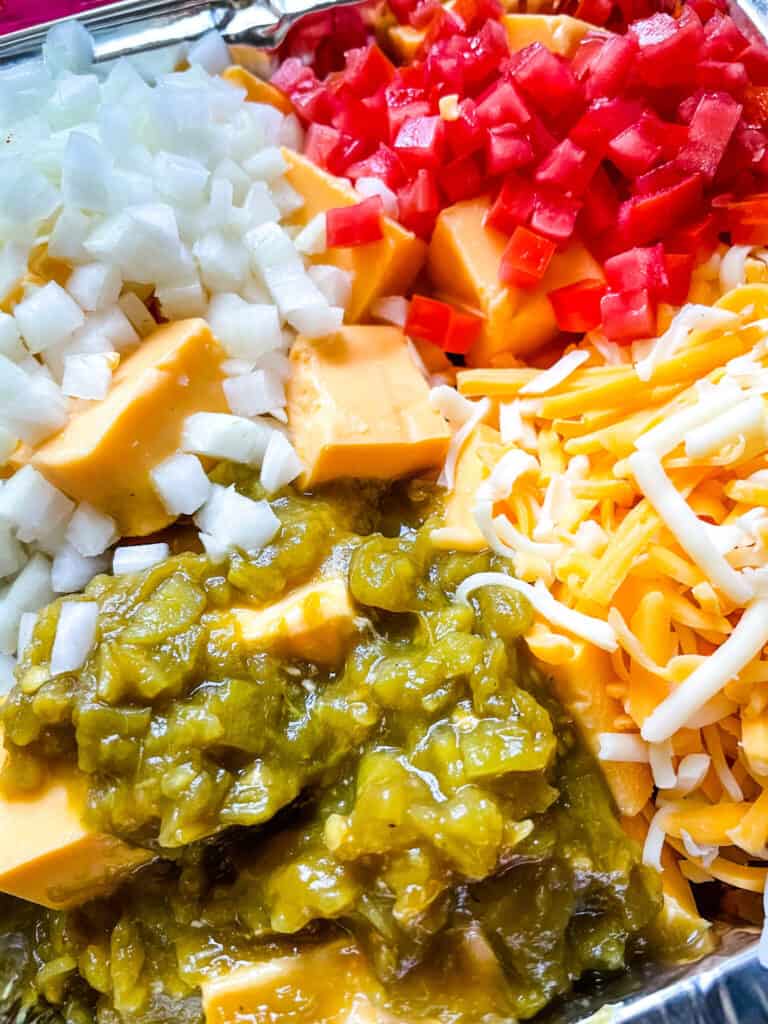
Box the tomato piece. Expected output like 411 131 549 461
405 295 453 346
580 166 620 238
397 169 441 238
535 138 597 195
394 115 447 169
439 154 486 202
530 190 582 243
574 0 613 25
570 97 645 154
475 80 531 128
600 288 656 341
514 43 583 112
676 91 743 180
486 126 535 175
696 60 748 95
604 244 669 296
347 145 407 191
445 98 485 159
548 278 606 332
326 196 385 247
632 7 704 88
499 226 557 288
666 213 719 259
701 11 749 61
660 252 694 304
486 175 536 235
341 45 396 96
617 173 703 247
584 34 638 101
608 116 664 178
443 309 485 354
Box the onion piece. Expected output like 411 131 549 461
14 282 85 354
52 543 110 594
207 293 283 360
50 600 99 676
66 502 118 557
17 612 37 659
0 465 74 544
224 369 285 418
151 453 211 515
182 412 273 466
187 30 230 75
62 352 114 400
0 653 15 694
308 265 352 310
66 262 121 311
294 214 327 256
113 543 170 576
260 431 303 494
0 553 53 655
194 484 280 554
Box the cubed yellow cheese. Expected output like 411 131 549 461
213 578 357 665
546 641 653 817
428 197 604 364
387 23 428 62
222 65 294 114
0 752 150 909
281 149 427 323
202 941 390 1024
503 14 593 56
287 325 451 487
431 424 504 552
33 318 228 537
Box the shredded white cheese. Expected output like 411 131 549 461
455 572 618 652
635 305 739 382
636 386 741 457
438 397 491 492
685 395 766 459
597 733 650 763
641 597 768 742
680 829 719 868
649 740 677 790
518 349 589 396
629 450 753 606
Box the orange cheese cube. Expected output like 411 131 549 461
431 424 504 552
33 319 228 537
0 753 150 909
544 640 653 817
387 23 428 62
288 326 451 487
503 14 593 56
428 197 603 364
202 941 390 1024
281 149 427 322
212 579 357 665
222 65 294 114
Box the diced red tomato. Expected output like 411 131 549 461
486 175 536 235
445 98 485 158
604 244 668 296
548 278 606 332
486 126 535 175
696 60 748 95
701 11 748 60
574 0 613 27
584 34 638 101
476 80 531 128
632 8 704 88
570 97 645 153
405 295 453 346
341 45 396 96
439 153 485 202
535 138 597 195
676 91 743 180
724 194 768 244
617 173 704 246
666 213 720 259
394 114 447 168
514 43 583 112
326 196 385 247
660 252 695 304
499 226 557 287
443 309 485 354
632 160 688 195
530 190 582 242
608 116 664 178
347 145 407 191
397 168 441 238
580 166 620 237
600 288 657 341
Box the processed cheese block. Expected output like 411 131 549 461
0 751 150 909
202 941 392 1024
503 14 593 56
431 424 504 552
428 197 603 364
281 149 427 322
211 578 357 664
543 640 653 817
287 325 451 487
33 319 228 537
221 65 294 114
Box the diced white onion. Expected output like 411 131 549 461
224 369 285 418
50 600 99 676
14 282 85 354
0 465 74 544
0 553 53 655
52 543 109 594
62 352 113 400
355 176 398 219
243 147 287 182
519 350 589 396
260 431 303 493
150 453 211 516
287 304 344 338
157 279 207 319
43 20 94 75
17 612 37 659
118 292 157 337
455 572 618 652
308 265 352 310
182 412 273 466
372 295 409 328
207 293 283 360
194 483 280 554
66 502 117 557
187 30 230 75
597 733 650 763
0 312 26 362
66 262 121 311
113 543 170 576
0 653 15 694
294 214 327 256
0 522 26 579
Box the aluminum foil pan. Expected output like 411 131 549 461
0 1 766 1020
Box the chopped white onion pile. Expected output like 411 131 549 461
0 22 338 640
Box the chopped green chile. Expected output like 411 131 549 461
0 472 682 1024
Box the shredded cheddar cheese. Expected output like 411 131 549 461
446 282 768 900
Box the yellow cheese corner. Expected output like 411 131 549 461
33 318 228 537
281 149 427 323
431 424 504 552
202 941 390 1024
213 578 358 665
503 14 593 56
222 65 295 114
287 325 451 487
428 197 603 364
0 753 150 909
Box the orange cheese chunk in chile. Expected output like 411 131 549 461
281 149 427 322
221 65 295 114
202 941 391 1024
0 749 150 909
288 325 451 487
33 318 228 537
503 14 593 56
428 197 603 363
544 640 653 817
211 579 357 665
431 424 505 552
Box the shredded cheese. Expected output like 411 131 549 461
685 395 766 459
519 349 589 395
598 733 649 763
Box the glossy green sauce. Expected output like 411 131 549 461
0 470 666 1023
